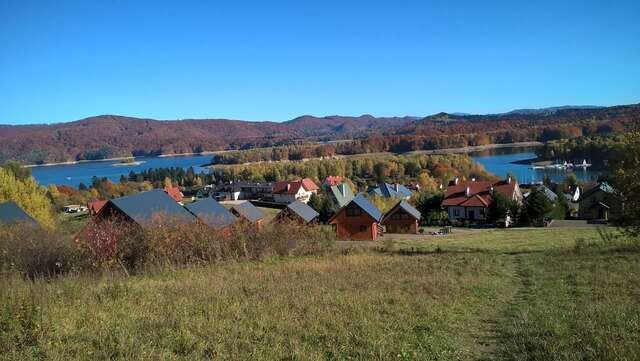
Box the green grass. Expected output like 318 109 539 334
1 227 639 360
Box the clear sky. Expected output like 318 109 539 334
1 0 639 125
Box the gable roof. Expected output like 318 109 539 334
231 201 264 223
383 200 422 222
163 186 184 202
525 185 558 202
87 200 108 215
443 179 517 207
301 178 319 192
368 183 412 199
580 182 615 201
331 194 384 223
0 201 37 226
285 200 320 223
329 183 355 208
273 178 319 195
107 189 196 226
185 198 237 229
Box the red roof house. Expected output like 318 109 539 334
87 200 108 216
272 178 319 204
163 186 184 203
442 177 522 222
322 176 346 188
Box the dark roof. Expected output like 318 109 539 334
0 201 37 226
231 201 264 223
352 194 383 222
286 200 319 223
383 200 422 222
108 189 196 226
185 198 237 229
580 182 615 201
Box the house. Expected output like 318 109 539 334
231 201 265 227
273 200 320 224
184 197 237 230
523 185 558 203
367 183 413 200
443 177 523 222
272 178 319 204
322 176 347 189
164 186 184 203
329 194 383 241
0 201 38 227
328 182 355 208
87 200 108 216
93 189 196 228
209 182 274 201
578 182 620 221
381 200 421 234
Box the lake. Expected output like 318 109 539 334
29 148 603 187
471 151 603 184
30 155 212 187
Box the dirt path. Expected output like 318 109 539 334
475 255 529 360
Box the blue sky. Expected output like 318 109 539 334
1 0 639 124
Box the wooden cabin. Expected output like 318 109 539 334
184 197 237 234
329 194 383 241
231 201 265 229
381 200 421 234
273 200 319 225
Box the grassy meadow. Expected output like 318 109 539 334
1 226 639 360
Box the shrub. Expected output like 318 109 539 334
0 225 81 278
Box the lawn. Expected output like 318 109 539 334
1 227 639 360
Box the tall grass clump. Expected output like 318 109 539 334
0 224 81 278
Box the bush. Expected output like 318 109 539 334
0 225 81 278
76 217 337 272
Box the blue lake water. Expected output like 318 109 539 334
29 149 603 187
471 151 603 184
30 155 212 187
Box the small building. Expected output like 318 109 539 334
185 197 237 230
329 194 383 241
367 183 413 200
523 185 558 203
63 204 88 213
164 186 184 203
273 200 320 224
209 181 275 201
328 182 355 208
443 177 523 222
87 200 108 216
93 189 196 228
381 200 421 234
578 182 620 221
0 201 38 227
231 201 265 227
272 178 319 204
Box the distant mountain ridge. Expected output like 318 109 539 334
0 103 638 165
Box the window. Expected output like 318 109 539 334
359 225 367 232
453 208 461 217
346 205 362 216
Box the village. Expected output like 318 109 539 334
1 170 622 243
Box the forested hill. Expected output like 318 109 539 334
1 103 639 165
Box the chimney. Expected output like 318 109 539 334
471 177 476 182
286 183 291 191
454 177 459 185
465 186 471 197
394 184 399 192
507 176 512 184
340 184 346 197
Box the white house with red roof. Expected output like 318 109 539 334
272 178 319 204
442 177 522 222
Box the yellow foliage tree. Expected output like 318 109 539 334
0 168 56 228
